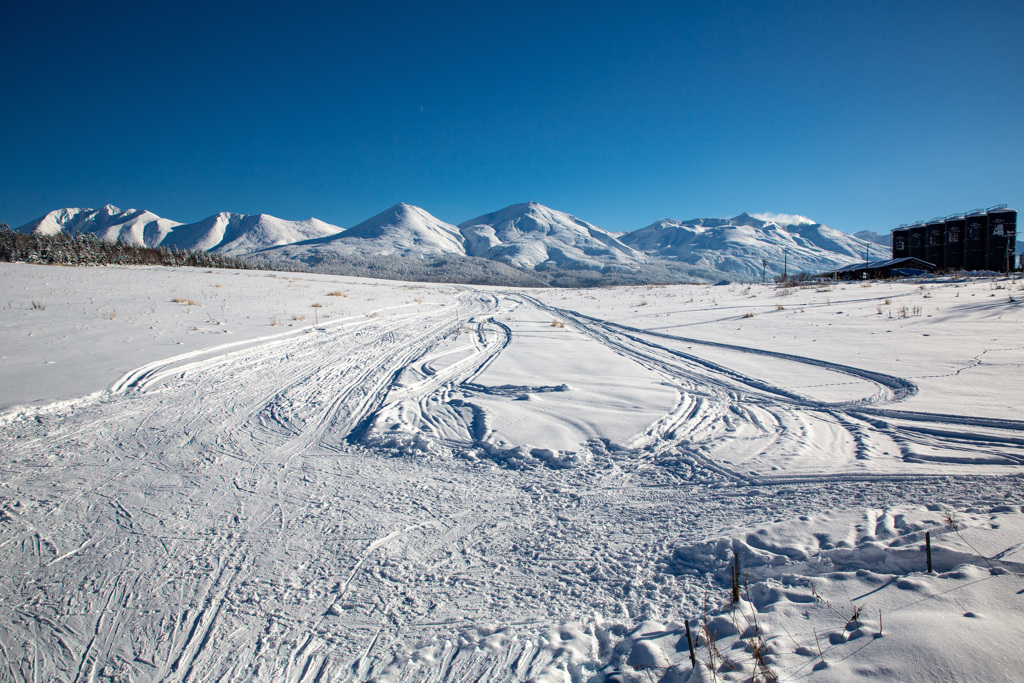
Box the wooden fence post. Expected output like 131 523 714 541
685 621 696 666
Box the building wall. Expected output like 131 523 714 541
891 209 1016 272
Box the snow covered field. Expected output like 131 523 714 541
1 262 1023 682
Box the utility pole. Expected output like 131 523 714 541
761 258 767 284
783 248 788 281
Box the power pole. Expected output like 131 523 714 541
783 248 788 281
761 258 767 284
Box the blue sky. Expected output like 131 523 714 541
2 0 1022 234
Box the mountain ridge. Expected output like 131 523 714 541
17 202 892 282
17 205 342 256
620 213 889 280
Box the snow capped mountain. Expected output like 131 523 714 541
262 201 644 276
457 202 640 271
161 213 342 256
621 212 889 279
17 205 341 256
332 203 466 256
256 203 467 265
20 205 182 248
854 229 892 249
16 202 894 283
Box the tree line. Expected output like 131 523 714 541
0 224 273 271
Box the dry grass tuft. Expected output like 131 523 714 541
172 297 200 306
327 290 346 297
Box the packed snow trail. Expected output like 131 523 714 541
502 293 1024 481
1 276 1023 681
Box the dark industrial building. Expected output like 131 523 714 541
820 257 936 280
892 205 1017 272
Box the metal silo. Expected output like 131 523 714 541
892 227 910 259
943 214 966 270
925 218 946 269
985 206 1017 272
908 223 927 260
963 210 988 271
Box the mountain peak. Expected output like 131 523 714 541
313 203 466 256
457 202 638 270
622 212 889 279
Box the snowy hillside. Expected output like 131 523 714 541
458 202 642 271
622 212 889 279
1 263 1022 682
855 229 892 249
20 205 182 247
259 203 466 261
18 202 904 283
17 205 341 255
161 212 342 255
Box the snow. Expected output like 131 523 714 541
17 206 342 255
0 264 436 410
1 262 1023 682
162 212 343 255
19 205 183 247
457 202 641 271
259 203 468 262
622 213 888 280
19 202 901 283
749 211 817 226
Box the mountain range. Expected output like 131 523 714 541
620 213 884 281
15 203 890 283
19 205 341 256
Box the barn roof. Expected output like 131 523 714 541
829 257 935 274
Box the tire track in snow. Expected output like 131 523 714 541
2 283 1022 682
512 293 1022 480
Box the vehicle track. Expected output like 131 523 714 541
1 285 1022 682
510 293 1023 481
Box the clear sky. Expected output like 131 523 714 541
2 0 1022 234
